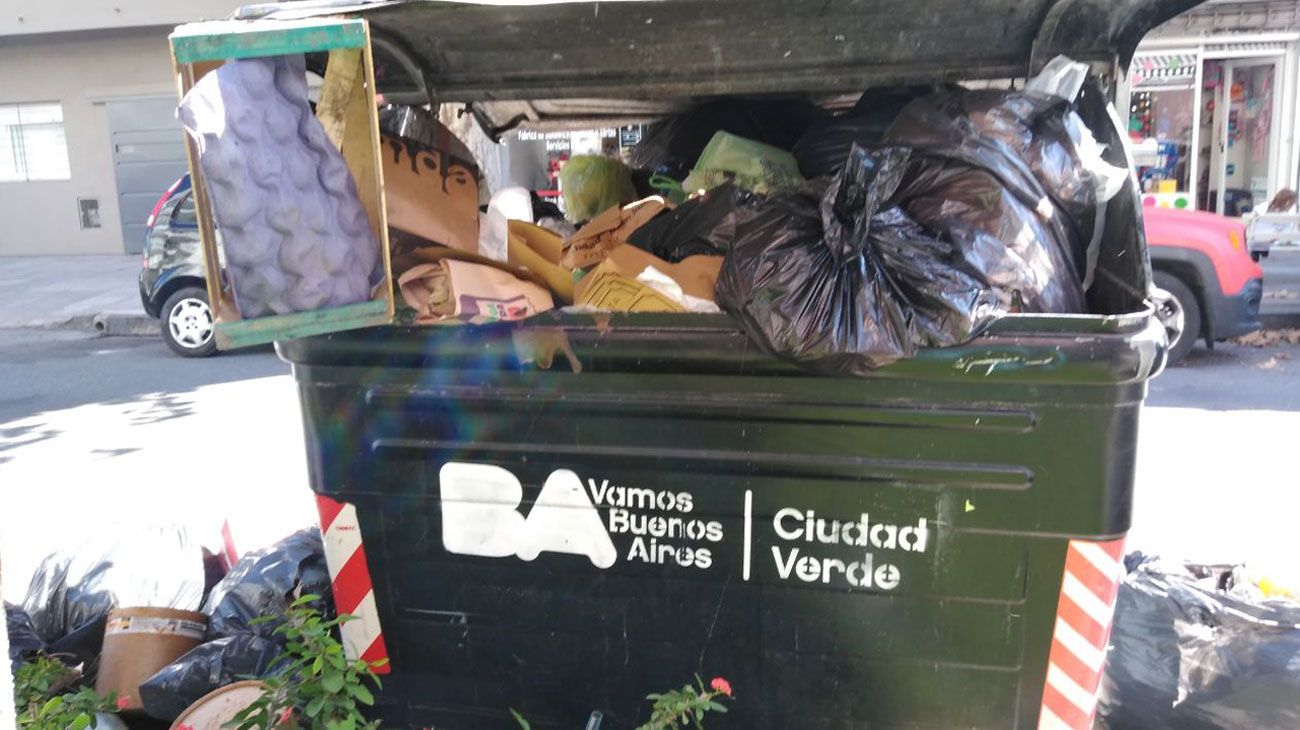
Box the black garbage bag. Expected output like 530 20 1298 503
625 186 749 262
20 526 204 668
715 146 1001 374
629 98 826 182
138 634 284 721
1098 556 1300 730
202 528 331 639
792 85 941 179
7 602 46 669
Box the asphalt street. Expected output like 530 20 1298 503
0 326 1297 601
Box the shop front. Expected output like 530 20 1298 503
1126 32 1300 217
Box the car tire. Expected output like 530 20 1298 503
161 286 218 358
1153 271 1201 366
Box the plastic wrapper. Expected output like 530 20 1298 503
629 98 826 183
680 131 804 195
202 528 331 640
1098 554 1300 730
20 526 204 666
558 155 637 223
138 634 284 722
7 602 45 669
715 147 1001 374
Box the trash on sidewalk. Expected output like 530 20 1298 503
558 155 638 223
1097 553 1300 730
138 528 331 722
20 526 205 670
176 55 381 318
95 607 208 712
166 679 270 730
6 602 46 669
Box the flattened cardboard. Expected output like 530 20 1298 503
507 220 575 303
381 131 480 253
561 196 671 270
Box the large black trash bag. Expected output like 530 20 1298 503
138 634 284 721
792 85 942 179
629 98 825 182
1098 555 1300 730
882 86 1128 312
7 602 46 670
715 146 1000 375
202 527 331 639
625 185 749 262
20 526 204 668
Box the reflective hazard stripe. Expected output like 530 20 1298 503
317 495 391 674
1037 538 1124 730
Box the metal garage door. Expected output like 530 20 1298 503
107 96 187 254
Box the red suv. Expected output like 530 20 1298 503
1144 206 1263 364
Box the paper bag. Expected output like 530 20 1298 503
398 250 552 324
561 196 671 270
382 130 480 254
574 245 722 313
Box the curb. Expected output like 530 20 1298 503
91 313 157 337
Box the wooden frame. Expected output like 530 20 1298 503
169 17 393 350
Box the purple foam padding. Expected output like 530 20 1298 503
178 55 380 318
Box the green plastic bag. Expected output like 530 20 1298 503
559 155 637 222
681 131 804 195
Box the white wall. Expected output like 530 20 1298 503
0 28 179 255
0 0 236 36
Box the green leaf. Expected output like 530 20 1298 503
68 713 93 730
321 673 345 693
509 708 531 730
291 593 321 607
41 696 64 713
348 684 374 706
306 695 327 717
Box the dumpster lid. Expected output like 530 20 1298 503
237 0 1201 129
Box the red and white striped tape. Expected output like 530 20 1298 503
317 495 391 673
1037 538 1125 730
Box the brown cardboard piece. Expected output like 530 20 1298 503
574 245 722 312
381 132 480 254
398 248 553 324
507 220 575 303
96 607 208 711
560 196 671 270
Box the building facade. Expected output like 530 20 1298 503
0 0 232 256
1124 0 1300 216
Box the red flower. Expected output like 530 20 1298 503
278 706 295 726
175 725 195 730
114 696 132 711
710 677 733 697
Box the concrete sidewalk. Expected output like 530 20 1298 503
0 255 154 334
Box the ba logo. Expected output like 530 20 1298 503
439 462 617 568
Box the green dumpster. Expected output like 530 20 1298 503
266 0 1187 726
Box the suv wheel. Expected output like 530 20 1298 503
161 286 218 358
1153 271 1201 366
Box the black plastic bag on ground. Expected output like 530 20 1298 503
715 146 1001 374
138 634 284 721
1098 555 1300 730
629 99 826 182
625 185 749 262
7 602 45 669
203 528 331 639
20 526 204 667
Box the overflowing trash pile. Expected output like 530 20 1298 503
8 527 332 725
1098 553 1300 729
180 53 1128 373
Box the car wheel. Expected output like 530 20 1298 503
1153 271 1201 366
161 286 218 358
